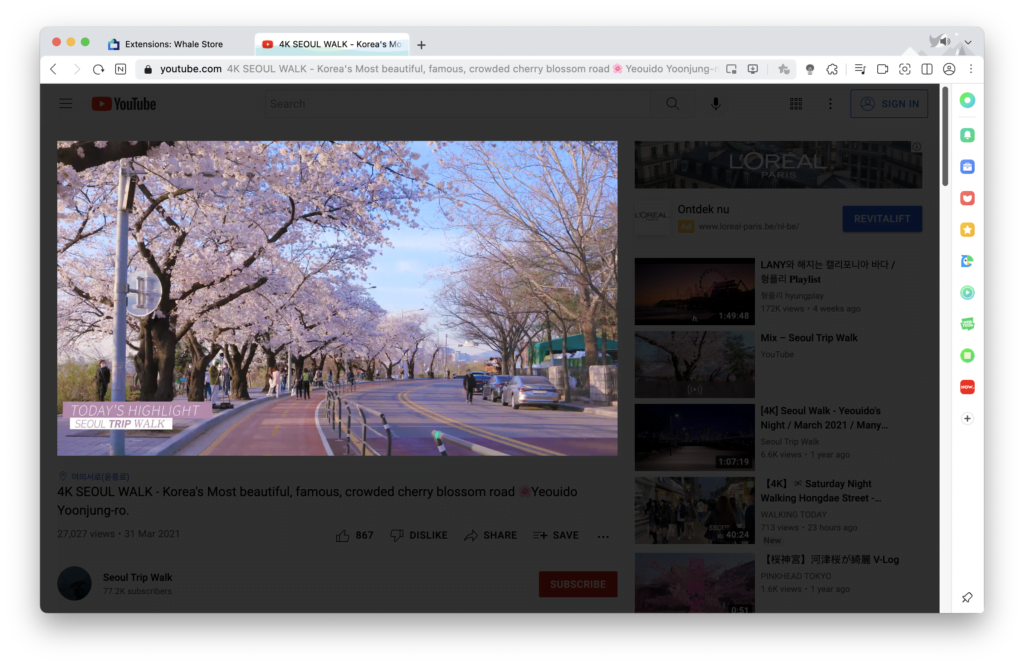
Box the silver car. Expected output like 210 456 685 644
501 376 560 409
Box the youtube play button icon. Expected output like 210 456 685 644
91 96 113 111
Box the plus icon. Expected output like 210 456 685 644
417 41 426 50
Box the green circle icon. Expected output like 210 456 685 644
81 37 90 47
959 92 975 108
960 348 975 363
960 285 975 300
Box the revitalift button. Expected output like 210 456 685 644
538 571 617 597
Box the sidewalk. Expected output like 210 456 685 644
56 393 272 456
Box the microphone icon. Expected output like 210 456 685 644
711 97 721 111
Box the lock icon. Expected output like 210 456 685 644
144 65 152 74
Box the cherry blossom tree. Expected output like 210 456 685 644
58 141 430 400
433 141 617 366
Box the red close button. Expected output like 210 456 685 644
539 571 617 598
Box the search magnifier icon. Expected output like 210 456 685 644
666 97 679 110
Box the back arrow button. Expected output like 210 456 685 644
50 63 56 75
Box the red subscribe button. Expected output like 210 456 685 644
539 571 617 597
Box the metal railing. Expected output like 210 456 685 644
430 430 508 457
325 387 392 456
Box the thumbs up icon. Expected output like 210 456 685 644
336 530 350 543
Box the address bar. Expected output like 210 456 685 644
129 58 797 82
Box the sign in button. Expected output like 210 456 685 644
850 89 929 118
539 571 618 597
842 206 923 232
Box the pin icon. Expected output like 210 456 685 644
59 471 67 482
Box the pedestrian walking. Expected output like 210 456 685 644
301 369 311 399
95 360 111 401
730 496 743 529
209 363 222 404
271 368 281 398
660 500 672 543
675 501 687 541
204 369 211 401
705 496 738 545
463 371 477 403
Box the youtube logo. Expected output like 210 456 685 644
262 40 274 49
91 96 113 111
960 380 976 395
960 191 975 206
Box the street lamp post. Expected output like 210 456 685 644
109 161 145 456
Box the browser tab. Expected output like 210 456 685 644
253 33 410 55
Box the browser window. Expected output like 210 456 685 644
43 26 983 613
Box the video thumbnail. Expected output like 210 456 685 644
634 140 923 189
635 259 755 326
635 331 754 399
635 404 755 471
635 553 756 613
635 477 755 545
56 140 618 457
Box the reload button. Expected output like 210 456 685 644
538 571 617 597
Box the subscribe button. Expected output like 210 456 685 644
539 571 617 597
843 206 923 232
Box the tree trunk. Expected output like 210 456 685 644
545 316 554 378
261 345 279 393
136 313 178 401
225 343 257 400
560 320 571 397
582 317 598 368
185 332 220 402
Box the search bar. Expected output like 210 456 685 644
265 89 650 118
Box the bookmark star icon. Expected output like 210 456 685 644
960 223 975 237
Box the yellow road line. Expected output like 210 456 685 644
396 383 564 457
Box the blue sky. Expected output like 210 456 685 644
367 141 451 319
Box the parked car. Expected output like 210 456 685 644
482 375 513 402
501 376 560 409
468 371 490 393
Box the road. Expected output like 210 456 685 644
176 379 618 456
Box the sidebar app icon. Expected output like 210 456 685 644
960 191 975 206
960 380 976 395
